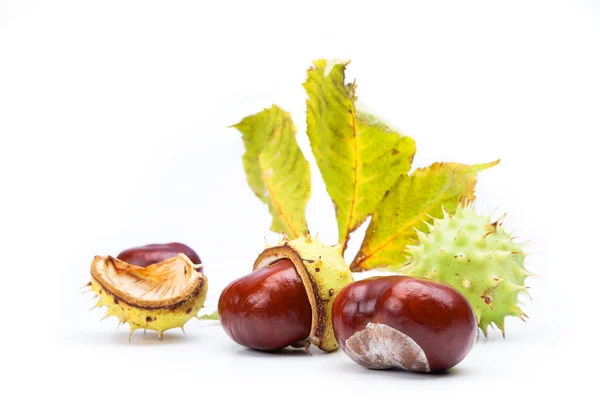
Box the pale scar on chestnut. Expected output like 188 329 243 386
345 323 430 373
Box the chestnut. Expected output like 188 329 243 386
117 242 202 272
218 258 312 350
218 235 354 352
332 276 477 373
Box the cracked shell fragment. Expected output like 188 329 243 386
87 253 208 339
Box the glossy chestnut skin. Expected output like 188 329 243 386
218 258 312 351
117 242 202 271
332 276 477 373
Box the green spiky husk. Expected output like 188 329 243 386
90 277 208 339
400 205 532 336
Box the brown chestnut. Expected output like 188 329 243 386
218 235 354 352
117 242 202 272
332 276 477 373
218 258 312 350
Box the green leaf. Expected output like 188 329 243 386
304 60 416 250
198 311 219 321
233 105 311 239
350 160 499 271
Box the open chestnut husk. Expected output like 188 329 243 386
88 253 207 339
218 235 354 352
86 242 207 339
332 276 477 373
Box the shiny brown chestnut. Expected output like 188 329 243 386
218 235 354 352
117 242 202 272
332 276 477 373
217 258 312 351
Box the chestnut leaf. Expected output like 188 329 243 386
303 60 416 251
350 161 499 271
198 311 219 321
232 105 311 239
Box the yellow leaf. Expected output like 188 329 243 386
232 105 311 239
350 161 499 271
304 60 416 250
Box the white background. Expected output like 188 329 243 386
1 1 598 398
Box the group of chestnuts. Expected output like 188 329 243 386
218 235 477 373
91 237 478 374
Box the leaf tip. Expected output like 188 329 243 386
311 58 351 77
477 159 501 171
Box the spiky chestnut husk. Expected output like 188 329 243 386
253 234 354 352
87 253 208 339
400 204 533 336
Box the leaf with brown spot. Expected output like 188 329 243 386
303 60 416 250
